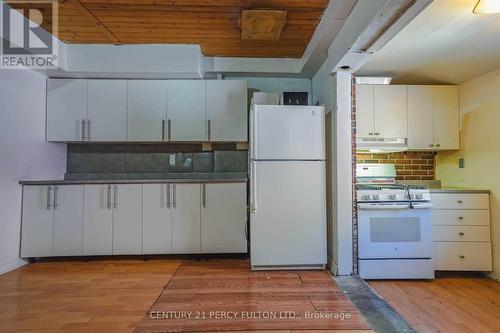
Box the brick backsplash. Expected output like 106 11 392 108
356 151 436 180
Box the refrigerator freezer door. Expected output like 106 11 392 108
250 160 327 268
251 105 325 160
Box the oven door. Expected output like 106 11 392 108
358 202 433 259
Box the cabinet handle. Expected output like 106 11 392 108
113 185 118 209
53 186 58 210
106 185 112 210
81 119 86 140
166 184 171 209
162 119 166 141
459 255 465 259
202 184 206 208
368 132 374 136
374 132 380 136
87 119 91 141
46 186 53 210
167 119 171 141
429 144 434 147
458 216 464 221
173 184 176 209
458 232 465 236
457 200 463 204
207 119 211 141
436 144 441 147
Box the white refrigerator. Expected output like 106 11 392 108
250 104 327 270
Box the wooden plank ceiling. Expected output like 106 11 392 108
9 0 329 58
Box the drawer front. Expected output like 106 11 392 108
431 193 489 210
433 226 491 242
434 242 492 271
432 210 490 226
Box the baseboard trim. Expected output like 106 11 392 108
0 258 27 275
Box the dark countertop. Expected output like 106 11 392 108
19 172 248 185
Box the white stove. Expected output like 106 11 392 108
356 164 434 280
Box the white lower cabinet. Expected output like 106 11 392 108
431 192 492 271
21 185 84 258
21 182 247 258
21 186 55 257
52 186 84 256
112 184 143 255
83 185 113 255
172 184 201 254
201 183 247 253
142 184 172 254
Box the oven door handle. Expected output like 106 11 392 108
358 203 410 210
412 203 433 209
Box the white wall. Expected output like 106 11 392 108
0 69 66 274
436 68 500 280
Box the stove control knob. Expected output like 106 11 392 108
416 193 424 200
389 194 397 200
372 194 380 200
410 193 416 200
362 195 372 201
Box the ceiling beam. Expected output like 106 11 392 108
68 0 120 44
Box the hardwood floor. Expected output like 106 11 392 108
136 260 371 332
369 274 500 333
0 259 372 333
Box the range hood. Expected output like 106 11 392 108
356 137 407 153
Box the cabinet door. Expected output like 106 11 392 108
83 185 113 255
206 80 248 142
143 184 172 254
172 184 201 253
46 79 87 142
166 80 206 141
355 85 374 137
21 186 54 257
87 80 128 141
374 85 407 138
407 86 434 149
432 86 459 150
128 80 167 141
112 184 143 255
52 185 84 256
201 183 247 253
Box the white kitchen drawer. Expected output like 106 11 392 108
434 242 492 271
432 210 490 226
431 193 489 210
433 226 491 242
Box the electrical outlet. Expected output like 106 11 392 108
169 154 176 166
459 158 465 168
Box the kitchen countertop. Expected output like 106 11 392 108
19 172 248 185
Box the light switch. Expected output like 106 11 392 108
459 158 465 168
169 154 176 166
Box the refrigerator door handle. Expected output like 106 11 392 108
251 108 258 160
250 162 257 214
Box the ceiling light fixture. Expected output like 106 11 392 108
473 0 500 14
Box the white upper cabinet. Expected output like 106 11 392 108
206 80 248 142
374 85 407 138
355 85 375 137
166 80 206 141
46 79 88 141
87 80 128 141
432 86 459 150
407 86 434 149
355 85 407 138
127 80 167 142
407 85 459 150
